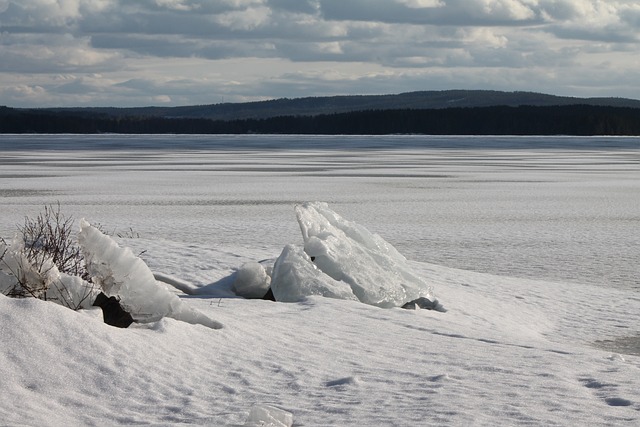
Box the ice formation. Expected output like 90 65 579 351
232 262 271 299
245 405 293 427
271 244 357 302
78 220 223 329
274 202 441 309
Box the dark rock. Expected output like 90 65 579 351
92 292 135 328
262 287 276 301
402 297 446 312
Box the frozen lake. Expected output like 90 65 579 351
2 134 640 426
1 134 638 291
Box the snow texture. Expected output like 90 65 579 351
77 219 222 329
295 201 439 308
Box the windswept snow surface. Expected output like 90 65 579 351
2 248 640 426
1 134 639 426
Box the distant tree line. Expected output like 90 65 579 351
2 105 640 135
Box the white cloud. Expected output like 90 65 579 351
212 5 272 30
315 41 343 54
478 0 537 20
540 1 639 43
6 84 46 97
81 0 113 12
0 33 120 73
154 0 197 12
153 94 172 103
396 0 444 9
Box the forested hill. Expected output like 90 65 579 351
39 90 640 120
3 91 640 135
2 104 640 135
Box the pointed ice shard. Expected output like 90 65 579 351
293 202 442 310
78 219 223 329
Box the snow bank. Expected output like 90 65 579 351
291 202 440 308
78 219 223 329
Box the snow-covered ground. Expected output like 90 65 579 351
1 134 639 426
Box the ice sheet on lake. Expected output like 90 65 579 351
282 202 440 308
78 220 223 329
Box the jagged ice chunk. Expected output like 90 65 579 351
294 202 439 308
271 244 357 302
78 220 223 329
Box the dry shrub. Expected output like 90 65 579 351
18 203 88 281
1 204 142 311
0 204 95 309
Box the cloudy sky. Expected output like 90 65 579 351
1 0 639 107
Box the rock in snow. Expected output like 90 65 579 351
92 292 134 328
78 219 223 329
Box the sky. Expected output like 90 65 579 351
1 0 639 107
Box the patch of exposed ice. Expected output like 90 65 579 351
233 262 271 299
245 405 293 427
271 244 357 302
293 202 440 308
78 219 222 329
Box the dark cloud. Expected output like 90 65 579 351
546 24 638 44
319 0 544 26
267 0 319 14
